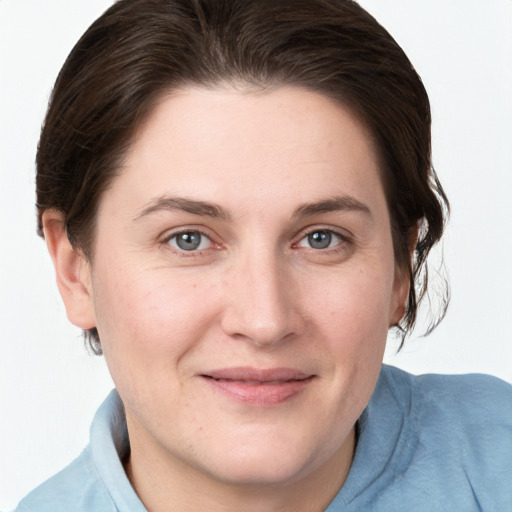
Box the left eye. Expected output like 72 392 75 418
168 231 212 251
297 230 344 250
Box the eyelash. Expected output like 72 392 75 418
294 227 352 254
161 227 352 257
162 228 219 257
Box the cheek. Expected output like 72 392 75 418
308 263 394 343
302 261 393 401
92 267 219 377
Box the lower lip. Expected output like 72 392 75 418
202 376 314 407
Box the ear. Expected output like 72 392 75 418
42 210 96 330
389 268 410 326
389 225 419 326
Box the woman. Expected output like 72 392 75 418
14 0 512 510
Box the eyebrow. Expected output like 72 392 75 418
134 196 231 221
292 195 372 219
134 194 371 222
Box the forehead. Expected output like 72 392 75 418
100 85 386 220
134 85 376 157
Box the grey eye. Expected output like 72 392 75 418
169 231 211 251
298 230 343 250
308 231 332 249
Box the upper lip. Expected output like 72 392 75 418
201 367 313 382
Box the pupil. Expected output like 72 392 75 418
177 232 201 251
308 231 331 249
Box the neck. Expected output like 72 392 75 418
124 425 355 512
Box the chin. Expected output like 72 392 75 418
196 431 331 488
208 456 312 488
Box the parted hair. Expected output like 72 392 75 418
36 0 449 354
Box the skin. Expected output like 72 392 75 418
44 86 409 512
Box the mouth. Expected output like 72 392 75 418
199 367 315 406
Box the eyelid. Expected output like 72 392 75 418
169 232 212 251
293 225 352 243
160 226 222 253
297 231 342 248
291 226 354 255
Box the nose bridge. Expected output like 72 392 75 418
221 244 299 346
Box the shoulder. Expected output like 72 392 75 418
381 364 512 413
379 365 512 508
15 447 116 512
16 389 144 512
409 368 512 432
414 370 512 472
380 364 512 445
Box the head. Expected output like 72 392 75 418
37 0 449 503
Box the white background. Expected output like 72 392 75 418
1 0 511 509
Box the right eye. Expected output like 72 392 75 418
167 231 213 251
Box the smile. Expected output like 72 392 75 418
200 367 315 407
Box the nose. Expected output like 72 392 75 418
220 250 303 347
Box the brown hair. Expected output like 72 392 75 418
36 0 449 354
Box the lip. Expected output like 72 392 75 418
199 367 315 407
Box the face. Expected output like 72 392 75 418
77 86 407 494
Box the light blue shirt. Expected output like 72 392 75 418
16 365 512 511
